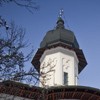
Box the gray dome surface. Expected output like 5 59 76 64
40 18 79 49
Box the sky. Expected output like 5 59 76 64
0 0 100 88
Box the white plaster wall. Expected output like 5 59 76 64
39 47 79 87
61 51 78 85
74 57 79 85
62 53 74 85
39 50 60 87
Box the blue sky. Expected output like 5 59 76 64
0 0 100 88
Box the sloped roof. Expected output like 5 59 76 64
0 80 43 99
0 81 100 100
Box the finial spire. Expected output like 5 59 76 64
56 9 64 29
59 9 64 18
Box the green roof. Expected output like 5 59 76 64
40 18 79 49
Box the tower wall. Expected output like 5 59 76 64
39 47 79 87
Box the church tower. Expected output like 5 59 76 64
32 15 87 88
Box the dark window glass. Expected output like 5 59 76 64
64 72 68 85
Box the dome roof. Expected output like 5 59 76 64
40 17 79 49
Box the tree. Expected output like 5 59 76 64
40 58 57 87
0 20 39 85
0 0 39 85
0 0 39 13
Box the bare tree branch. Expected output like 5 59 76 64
40 58 57 87
0 21 40 85
0 0 39 13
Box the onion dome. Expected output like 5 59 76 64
40 17 79 49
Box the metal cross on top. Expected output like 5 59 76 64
59 9 64 18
